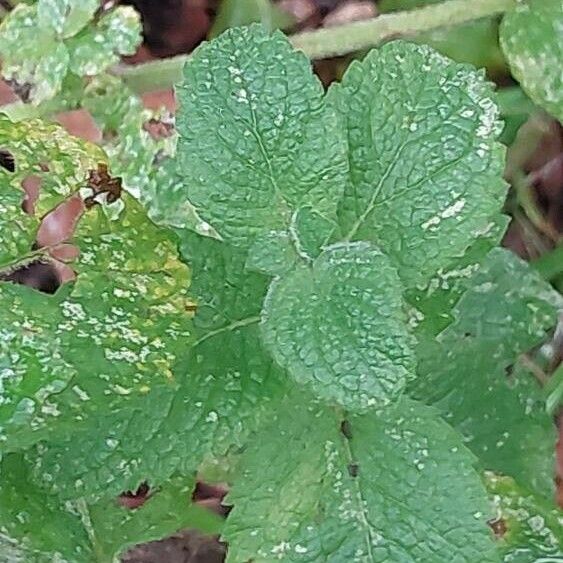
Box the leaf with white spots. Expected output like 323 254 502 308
174 25 348 248
0 115 104 235
0 5 67 103
224 395 499 562
412 249 563 498
29 230 284 500
31 322 285 501
0 119 194 496
500 0 563 121
261 242 415 411
486 473 563 561
38 0 99 37
0 3 141 102
328 40 506 287
66 6 141 76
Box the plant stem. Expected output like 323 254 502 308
531 243 563 282
291 0 516 59
114 0 518 94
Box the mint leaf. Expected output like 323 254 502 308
87 477 222 561
261 242 415 410
37 0 99 38
500 0 563 121
246 230 297 276
175 25 347 248
66 6 141 76
328 41 506 287
0 454 90 562
33 322 284 500
413 249 562 497
0 3 141 102
486 473 563 561
0 119 194 498
0 454 221 562
179 230 269 331
29 230 283 500
0 5 66 102
406 215 508 337
224 395 498 562
290 207 336 260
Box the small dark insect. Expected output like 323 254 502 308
340 419 353 440
185 302 198 313
0 149 15 172
84 163 123 208
348 463 359 477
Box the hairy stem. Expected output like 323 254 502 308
114 0 517 93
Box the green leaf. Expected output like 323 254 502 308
328 40 506 287
406 215 508 337
175 25 348 248
37 0 99 37
290 207 336 261
224 395 498 562
500 0 563 121
32 322 285 500
378 0 504 72
486 473 563 561
210 0 294 38
0 115 105 265
0 454 91 562
0 454 221 562
87 476 223 561
0 120 196 501
412 248 563 498
67 6 141 76
29 229 284 500
261 242 415 410
246 230 297 276
179 229 269 331
0 5 67 103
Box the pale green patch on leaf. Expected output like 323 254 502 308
413 249 563 498
328 41 506 287
82 75 216 239
500 0 563 121
175 25 348 248
261 242 415 410
0 5 65 103
224 395 498 562
29 230 284 500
